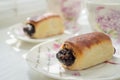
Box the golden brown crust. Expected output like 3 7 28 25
62 32 111 55
26 15 61 27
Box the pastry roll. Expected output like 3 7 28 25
56 32 115 70
23 13 64 39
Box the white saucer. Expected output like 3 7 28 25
8 23 71 43
25 37 120 80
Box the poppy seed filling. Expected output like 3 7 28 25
23 24 35 36
56 48 75 66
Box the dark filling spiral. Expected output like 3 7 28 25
23 24 35 36
56 48 75 66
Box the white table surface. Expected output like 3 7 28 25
1 11 120 80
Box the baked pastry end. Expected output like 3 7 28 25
56 32 115 70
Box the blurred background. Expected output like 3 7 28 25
0 0 48 28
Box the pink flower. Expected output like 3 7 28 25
53 43 61 50
47 53 54 58
72 72 80 76
60 0 81 19
96 6 104 11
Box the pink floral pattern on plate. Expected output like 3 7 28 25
72 72 81 76
95 6 120 42
58 0 81 34
59 0 81 20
